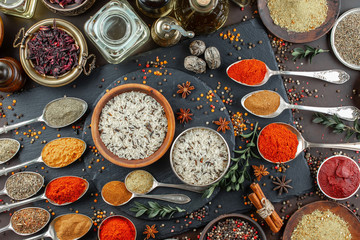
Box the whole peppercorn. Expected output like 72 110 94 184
189 40 206 56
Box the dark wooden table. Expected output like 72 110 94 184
0 1 359 240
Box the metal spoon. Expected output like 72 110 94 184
0 176 89 213
0 137 86 176
230 0 250 7
23 213 92 240
0 97 87 135
226 59 350 87
0 171 44 200
258 122 360 163
0 138 20 164
125 170 206 194
0 207 50 236
242 90 360 121
101 182 191 206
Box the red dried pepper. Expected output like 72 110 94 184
45 176 87 205
258 123 298 163
99 216 136 240
227 59 267 85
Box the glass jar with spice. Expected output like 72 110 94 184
0 0 37 19
0 57 26 93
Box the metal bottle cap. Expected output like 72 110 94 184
190 0 218 13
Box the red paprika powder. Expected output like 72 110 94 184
227 59 267 85
258 123 298 163
45 176 87 205
99 216 136 240
318 156 360 199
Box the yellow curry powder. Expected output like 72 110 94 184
42 138 85 168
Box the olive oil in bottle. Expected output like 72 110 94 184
136 0 174 18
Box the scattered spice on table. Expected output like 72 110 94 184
0 138 19 163
50 0 84 8
102 181 132 206
177 81 195 98
334 12 360 66
45 176 87 205
227 59 267 85
143 224 158 240
258 123 298 163
54 214 92 240
44 97 86 127
176 108 193 123
206 218 260 240
11 207 49 235
99 216 136 240
272 175 293 195
41 137 85 168
214 117 231 133
318 155 360 199
6 172 43 200
125 170 154 194
27 20 79 77
252 165 269 181
244 90 280 116
291 209 352 240
268 0 328 33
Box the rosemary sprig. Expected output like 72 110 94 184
313 113 360 140
202 122 260 199
130 201 186 219
292 45 329 63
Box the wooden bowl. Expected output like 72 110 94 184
199 213 267 240
283 201 360 240
258 0 340 43
91 84 175 168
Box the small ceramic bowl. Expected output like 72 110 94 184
98 215 136 240
13 18 95 87
41 0 95 16
317 155 360 200
199 213 267 240
91 83 175 168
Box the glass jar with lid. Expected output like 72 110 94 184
84 0 150 64
174 0 229 35
0 0 37 19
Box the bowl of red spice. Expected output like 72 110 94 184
13 18 95 87
317 155 360 200
98 215 136 240
41 0 95 16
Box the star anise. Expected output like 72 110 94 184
214 117 231 133
272 175 293 195
143 224 158 240
252 165 269 181
176 108 193 123
177 81 195 98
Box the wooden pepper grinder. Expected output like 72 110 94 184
0 57 26 92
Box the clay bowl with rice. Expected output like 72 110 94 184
91 83 175 168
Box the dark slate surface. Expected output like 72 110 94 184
1 19 313 239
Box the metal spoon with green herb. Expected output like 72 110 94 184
242 90 360 121
0 97 87 135
0 138 20 164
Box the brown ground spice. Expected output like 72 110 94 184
244 90 280 116
102 181 132 206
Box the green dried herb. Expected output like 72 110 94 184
313 113 360 140
202 122 260 199
130 201 186 219
292 45 329 63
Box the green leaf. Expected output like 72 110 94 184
238 174 245 184
345 130 355 140
148 209 161 218
293 47 305 53
226 185 232 192
246 142 255 148
312 117 324 124
305 45 315 51
234 149 246 154
231 174 237 183
148 201 159 209
135 209 147 217
235 184 240 191
240 132 253 139
231 163 238 171
304 49 312 57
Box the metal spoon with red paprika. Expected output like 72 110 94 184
0 176 89 213
226 59 349 87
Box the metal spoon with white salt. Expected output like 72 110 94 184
242 90 360 121
125 170 206 194
258 122 360 163
0 176 89 213
227 59 350 87
0 138 20 164
0 137 86 176
0 97 87 135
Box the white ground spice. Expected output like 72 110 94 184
268 0 328 33
171 128 229 186
291 209 352 240
99 91 168 160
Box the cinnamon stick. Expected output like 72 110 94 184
248 193 280 233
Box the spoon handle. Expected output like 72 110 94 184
156 183 206 193
0 157 43 176
272 69 349 84
307 142 360 151
289 105 360 121
136 194 191 204
0 117 41 134
0 194 44 213
23 231 51 240
0 223 11 234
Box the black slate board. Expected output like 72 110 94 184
1 19 313 239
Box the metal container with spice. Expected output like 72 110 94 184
13 18 96 87
98 215 137 240
41 0 96 16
